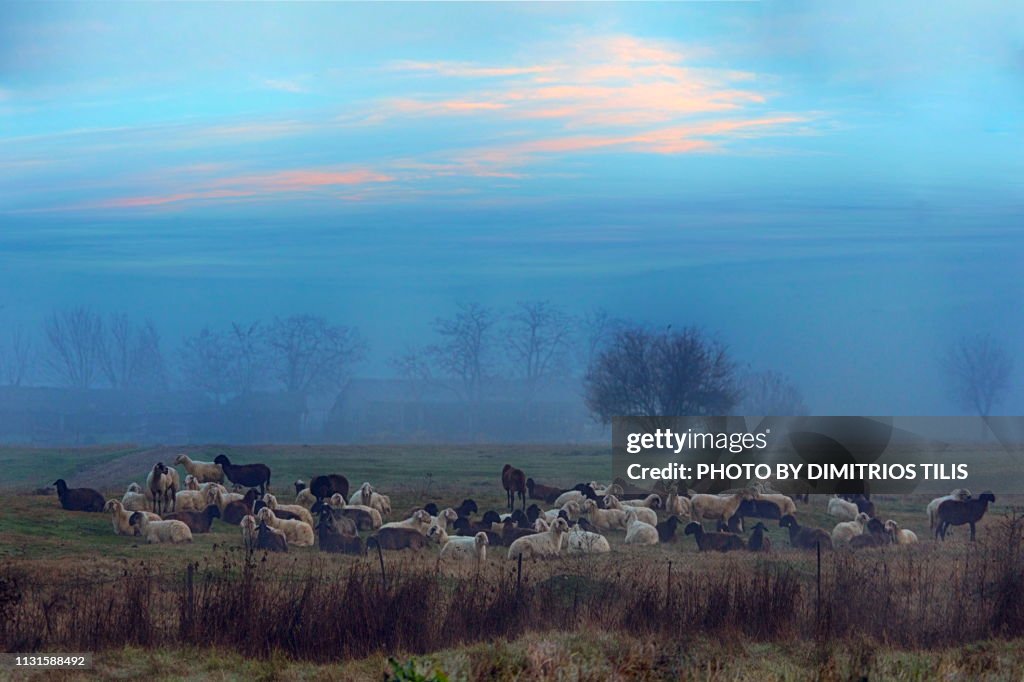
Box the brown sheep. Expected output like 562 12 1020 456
52 479 104 513
501 464 527 512
937 492 996 541
367 527 431 551
163 504 221 533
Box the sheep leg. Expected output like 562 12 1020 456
970 522 976 542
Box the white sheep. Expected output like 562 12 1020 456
827 495 860 521
832 512 869 545
122 483 149 512
240 514 258 551
104 500 160 536
295 487 318 509
552 490 585 507
507 517 569 560
689 490 751 525
626 493 662 509
664 493 691 519
206 485 242 513
263 493 314 527
581 499 627 532
173 454 224 484
542 500 581 522
430 507 459 532
927 488 972 533
183 475 200 491
565 524 611 555
431 526 489 562
623 509 659 546
130 512 192 544
348 482 392 517
256 507 314 547
884 520 918 545
590 483 624 497
146 463 178 514
380 509 433 535
602 495 658 526
175 489 207 512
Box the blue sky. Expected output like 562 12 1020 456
1 1 1022 414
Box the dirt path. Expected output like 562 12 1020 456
71 445 192 490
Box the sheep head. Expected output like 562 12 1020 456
552 517 569 534
173 454 187 466
474 532 489 548
103 499 118 513
329 493 345 507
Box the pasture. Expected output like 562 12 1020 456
1 443 1023 680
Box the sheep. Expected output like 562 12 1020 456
581 499 627 532
293 480 318 509
656 516 682 543
213 455 271 495
174 488 208 512
664 492 691 519
827 495 860 521
623 493 662 510
442 530 489 562
602 495 657 526
927 488 972 533
501 518 537 546
240 515 258 551
146 463 177 514
831 512 870 546
847 518 889 549
430 507 460 533
380 509 433 535
184 475 200 491
592 483 625 498
752 492 796 518
623 510 659 546
205 485 241 514
747 522 771 552
315 505 363 555
121 483 149 512
526 478 562 503
552 490 586 508
163 505 221 534
316 495 381 530
310 502 359 536
565 523 611 554
262 493 315 527
222 489 260 525
129 512 192 544
884 519 919 545
842 494 876 518
542 500 581 523
257 507 314 547
501 464 527 512
507 517 569 560
104 500 160 536
936 492 996 541
348 482 391 517
689 490 752 526
256 518 289 553
368 527 431 551
308 474 349 504
684 522 745 552
779 515 833 550
52 479 104 513
454 499 478 518
173 454 224 484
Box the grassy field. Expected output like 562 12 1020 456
1 443 1023 680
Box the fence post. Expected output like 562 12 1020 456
376 541 387 589
516 553 523 594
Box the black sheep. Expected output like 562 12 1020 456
656 515 682 543
850 518 889 549
526 504 543 524
257 519 288 552
510 509 531 529
163 504 221 533
684 522 744 552
316 506 364 555
937 492 996 541
213 455 272 495
222 489 260 525
52 479 104 513
526 478 561 502
308 474 349 503
500 518 536 546
747 522 771 552
779 514 833 550
455 498 478 518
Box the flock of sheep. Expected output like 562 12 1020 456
48 456 999 562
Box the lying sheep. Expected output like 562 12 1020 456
753 491 797 517
884 519 918 545
581 499 626 532
184 475 200 491
380 509 433 535
603 495 657 526
507 517 569 560
257 518 289 553
623 510 659 546
222 489 260 525
256 507 314 547
263 493 314 527
832 512 870 546
431 507 460 532
104 500 160 536
565 522 611 554
174 488 207 512
656 516 682 543
747 522 771 552
129 512 192 544
430 526 489 562
173 454 224 484
163 505 221 533
684 522 744 552
927 488 971 534
526 478 562 503
542 500 581 523
849 518 890 549
122 483 149 512
827 495 860 521
240 515 258 552
368 527 431 551
315 505 363 555
294 480 318 509
348 482 392 517
779 515 833 550
53 479 105 513
664 492 691 519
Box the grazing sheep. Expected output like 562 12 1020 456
262 493 315 527
849 518 890 549
684 522 744 552
173 454 224 484
315 505 363 555
831 512 870 546
927 488 972 533
146 463 177 514
104 500 159 536
565 522 611 554
52 479 104 513
936 492 996 541
222 489 260 525
129 512 192 544
256 518 289 553
689 490 752 527
779 515 833 550
122 483 149 512
827 495 860 521
240 515 258 551
257 507 314 547
526 478 561 503
501 464 527 512
581 499 627 532
748 522 771 552
623 510 659 546
213 455 271 495
163 505 221 534
380 509 433 535
368 527 431 551
884 519 919 545
656 516 682 543
308 474 349 504
603 495 657 526
507 517 569 560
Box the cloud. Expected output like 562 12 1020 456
260 78 310 94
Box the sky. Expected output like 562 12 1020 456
1 1 1023 415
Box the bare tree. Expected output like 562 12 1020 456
226 321 267 394
43 307 105 389
265 314 365 395
390 346 435 402
0 325 34 387
99 315 166 390
576 307 623 375
179 327 233 401
944 333 1013 417
429 302 497 402
584 325 739 423
738 369 809 416
504 300 572 396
